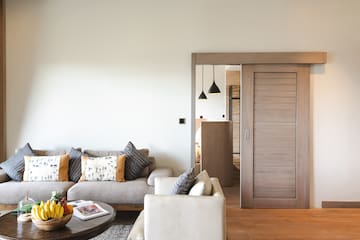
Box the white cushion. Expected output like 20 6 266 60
189 181 206 196
195 170 212 195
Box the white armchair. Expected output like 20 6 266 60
128 177 226 240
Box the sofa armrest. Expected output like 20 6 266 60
0 168 10 183
154 177 178 195
147 168 173 186
144 194 226 240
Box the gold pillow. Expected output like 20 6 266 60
80 154 126 182
23 154 70 181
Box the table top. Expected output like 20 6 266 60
0 202 116 240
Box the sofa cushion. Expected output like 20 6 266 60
69 148 82 182
0 181 75 204
84 148 152 178
124 142 151 180
80 155 126 182
23 154 70 181
67 178 154 205
0 143 35 181
171 168 195 194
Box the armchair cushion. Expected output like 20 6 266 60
147 168 173 186
194 170 212 195
171 168 195 194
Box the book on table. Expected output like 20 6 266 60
69 200 109 221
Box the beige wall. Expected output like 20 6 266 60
5 0 360 207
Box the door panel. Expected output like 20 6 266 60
241 65 309 208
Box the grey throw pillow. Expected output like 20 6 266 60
171 168 195 194
69 147 82 182
124 141 151 180
0 143 34 181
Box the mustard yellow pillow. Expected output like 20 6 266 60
23 154 70 181
80 154 126 182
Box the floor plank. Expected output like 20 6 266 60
223 167 360 239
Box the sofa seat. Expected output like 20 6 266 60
67 178 154 205
0 181 75 204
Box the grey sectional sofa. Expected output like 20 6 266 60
0 149 173 211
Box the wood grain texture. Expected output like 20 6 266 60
0 0 4 162
254 72 296 199
223 174 360 239
193 52 327 65
241 65 254 208
201 121 233 186
226 71 241 86
226 208 360 240
241 65 310 208
322 201 360 208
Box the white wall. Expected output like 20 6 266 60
5 0 360 207
195 65 226 120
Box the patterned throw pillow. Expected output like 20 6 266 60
171 168 195 194
80 155 126 182
23 154 70 181
124 142 151 180
69 148 82 182
0 143 35 181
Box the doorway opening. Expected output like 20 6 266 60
194 64 241 207
191 52 326 208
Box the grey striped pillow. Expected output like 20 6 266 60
69 147 82 182
171 168 195 194
0 143 34 181
124 142 151 180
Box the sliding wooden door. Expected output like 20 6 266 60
241 65 309 208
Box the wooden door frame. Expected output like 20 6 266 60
191 52 327 207
0 0 5 162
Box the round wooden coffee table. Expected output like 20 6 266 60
0 202 116 240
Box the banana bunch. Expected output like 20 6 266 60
31 200 64 221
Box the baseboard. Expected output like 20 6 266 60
322 201 360 208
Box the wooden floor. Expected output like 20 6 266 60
223 167 360 240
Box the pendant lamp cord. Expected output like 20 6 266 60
213 65 215 83
202 65 204 90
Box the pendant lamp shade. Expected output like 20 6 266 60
198 91 207 99
198 65 207 99
208 65 221 94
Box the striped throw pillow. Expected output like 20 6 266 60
124 142 151 180
171 168 195 194
69 148 82 182
0 143 34 181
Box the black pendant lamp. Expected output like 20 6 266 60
208 65 221 94
198 65 207 99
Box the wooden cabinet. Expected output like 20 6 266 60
201 121 233 187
